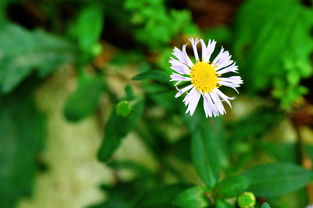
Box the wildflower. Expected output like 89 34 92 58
169 38 242 117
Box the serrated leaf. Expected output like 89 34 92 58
0 24 76 93
63 74 104 122
243 163 313 197
98 100 144 162
0 90 45 207
215 175 250 199
172 186 209 208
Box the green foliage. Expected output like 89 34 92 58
69 5 104 58
98 99 144 162
243 163 313 197
124 0 199 49
215 199 232 208
0 89 45 208
172 186 209 208
88 182 141 208
0 24 76 93
63 73 104 122
190 116 227 188
215 175 250 199
233 0 313 108
134 184 190 208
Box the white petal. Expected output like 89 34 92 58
219 76 243 85
170 73 191 82
170 64 190 75
190 38 200 62
212 47 233 70
201 39 216 63
217 62 239 74
203 93 220 117
200 40 208 62
169 58 190 75
203 94 213 118
215 88 235 108
217 55 232 70
185 89 201 116
182 44 194 68
183 87 197 105
217 81 240 93
172 47 185 63
175 84 193 98
209 91 225 115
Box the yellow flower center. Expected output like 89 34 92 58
190 62 220 93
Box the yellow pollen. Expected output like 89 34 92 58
190 62 220 93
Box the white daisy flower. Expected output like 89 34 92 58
169 38 243 117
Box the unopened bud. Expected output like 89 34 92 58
238 192 256 208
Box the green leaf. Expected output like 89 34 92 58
149 91 176 110
243 163 313 197
0 24 76 93
88 181 143 208
172 186 209 208
261 202 271 208
261 142 297 163
216 199 233 208
108 160 154 176
133 184 190 208
215 175 250 199
63 74 104 122
125 0 198 49
189 115 226 188
132 70 168 83
0 89 46 207
191 129 217 188
98 100 144 162
71 6 104 53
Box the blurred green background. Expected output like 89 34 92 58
0 0 312 208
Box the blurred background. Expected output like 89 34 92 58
0 0 312 208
